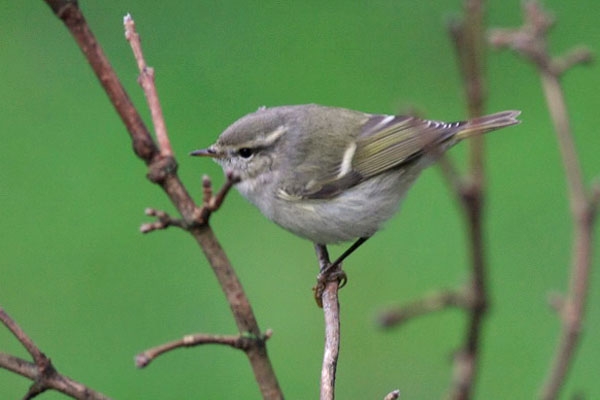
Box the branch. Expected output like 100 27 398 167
0 308 111 400
140 208 186 233
320 282 341 400
124 14 172 157
199 171 241 222
140 173 240 233
380 2 491 398
314 245 342 400
41 3 282 399
377 289 468 328
446 1 490 399
136 330 273 368
489 2 597 399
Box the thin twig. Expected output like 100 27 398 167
489 2 597 399
140 208 187 233
314 245 341 400
0 308 111 400
198 171 241 222
377 289 468 328
141 171 240 233
40 3 282 399
537 72 595 400
136 330 273 367
320 283 341 400
0 308 45 365
379 2 491 397
124 14 172 157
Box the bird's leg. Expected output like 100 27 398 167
331 236 370 269
312 238 369 307
313 244 340 307
314 243 331 269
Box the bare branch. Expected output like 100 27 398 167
550 47 593 76
136 330 273 368
378 290 468 328
141 171 240 234
140 208 187 233
320 281 341 400
380 2 493 398
445 1 490 398
45 0 158 162
41 2 283 398
124 14 172 157
198 171 241 222
489 2 598 399
313 245 342 400
191 226 282 399
0 308 45 365
0 308 111 400
489 2 594 79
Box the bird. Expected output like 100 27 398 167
191 104 520 273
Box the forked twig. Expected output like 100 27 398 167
34 3 283 399
140 208 187 233
0 307 111 400
490 2 597 399
198 172 241 222
141 171 240 233
377 1 492 398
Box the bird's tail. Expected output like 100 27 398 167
455 110 521 140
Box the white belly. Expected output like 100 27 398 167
264 168 422 244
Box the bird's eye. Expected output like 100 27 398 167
238 147 254 158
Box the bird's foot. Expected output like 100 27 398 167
313 264 347 308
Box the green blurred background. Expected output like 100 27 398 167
1 1 599 398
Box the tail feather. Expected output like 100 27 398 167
456 110 521 140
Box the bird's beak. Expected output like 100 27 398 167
190 147 218 158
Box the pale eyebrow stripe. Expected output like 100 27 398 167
264 125 287 144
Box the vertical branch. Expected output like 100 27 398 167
452 0 486 177
447 1 489 399
381 2 497 397
320 282 341 400
314 245 341 400
538 73 586 207
489 2 597 399
535 39 595 400
124 14 173 157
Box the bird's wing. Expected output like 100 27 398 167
278 114 462 201
352 114 462 178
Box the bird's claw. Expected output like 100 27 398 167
313 267 348 307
